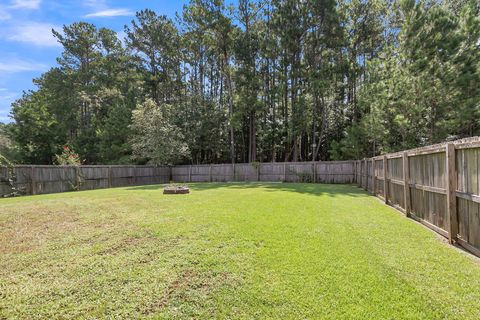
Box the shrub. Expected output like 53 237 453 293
55 145 82 166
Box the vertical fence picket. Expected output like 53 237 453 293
446 143 458 244
364 159 368 191
371 158 375 195
383 155 388 204
403 152 411 217
31 166 37 195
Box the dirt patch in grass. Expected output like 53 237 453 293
141 268 233 316
0 199 152 256
0 208 83 254
97 235 152 255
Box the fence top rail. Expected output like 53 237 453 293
455 140 480 150
7 165 170 168
3 161 356 171
385 154 403 160
175 160 355 167
369 136 480 161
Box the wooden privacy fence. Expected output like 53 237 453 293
0 161 355 197
171 161 355 183
356 137 480 258
0 165 170 196
1 139 479 258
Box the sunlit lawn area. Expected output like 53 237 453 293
1 183 480 319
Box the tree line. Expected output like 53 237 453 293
2 0 479 165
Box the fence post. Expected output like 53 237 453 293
358 161 362 187
383 155 388 204
283 162 287 182
446 143 458 244
312 162 316 183
31 166 37 195
257 163 260 181
355 160 358 184
189 165 192 182
359 160 362 187
108 166 112 188
353 161 356 184
363 158 367 191
232 163 236 181
361 159 364 188
403 152 410 216
371 158 375 195
75 166 81 190
209 164 212 182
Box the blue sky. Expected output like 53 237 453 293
0 0 191 123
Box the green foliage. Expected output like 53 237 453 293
54 145 82 166
7 0 480 164
332 0 480 159
0 123 16 162
130 99 189 165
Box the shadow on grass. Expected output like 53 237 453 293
126 182 367 198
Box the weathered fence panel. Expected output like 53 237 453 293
387 156 405 210
234 163 258 181
2 138 480 258
80 166 109 190
212 164 234 182
357 137 480 257
284 163 312 182
170 161 356 184
374 159 384 196
455 147 480 254
317 161 355 184
259 163 285 182
171 166 190 182
0 166 10 195
0 165 170 197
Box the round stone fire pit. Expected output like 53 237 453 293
163 185 190 194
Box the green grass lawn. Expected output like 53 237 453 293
1 183 480 319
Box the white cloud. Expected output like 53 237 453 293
84 8 133 18
9 0 41 10
5 22 60 47
0 59 47 73
0 92 17 101
0 116 12 123
0 7 12 20
83 0 106 9
0 91 19 121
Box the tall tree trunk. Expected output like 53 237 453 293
248 111 257 162
223 50 236 164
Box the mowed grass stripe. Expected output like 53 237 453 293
0 183 479 319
